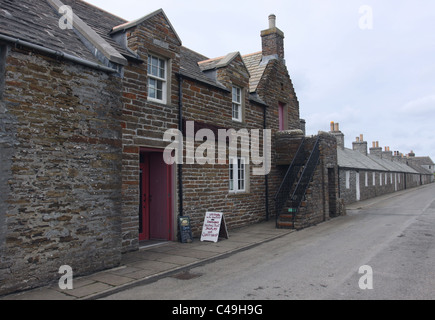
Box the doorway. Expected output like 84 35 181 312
328 168 337 217
139 149 173 241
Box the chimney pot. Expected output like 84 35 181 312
360 134 364 142
330 121 335 132
335 123 340 132
269 14 276 28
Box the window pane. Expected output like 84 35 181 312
232 104 239 119
159 59 166 79
238 159 245 190
157 80 163 90
157 88 163 100
148 79 156 98
232 87 241 103
159 67 165 79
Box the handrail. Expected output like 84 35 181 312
274 137 306 227
290 137 321 214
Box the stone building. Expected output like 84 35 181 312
0 0 343 295
330 122 434 205
406 155 435 175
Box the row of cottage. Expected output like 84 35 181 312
0 0 433 296
330 122 434 204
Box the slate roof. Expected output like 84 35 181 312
338 148 385 171
180 46 228 91
0 0 139 65
338 148 418 173
0 0 99 63
406 161 433 175
198 52 244 72
62 0 137 61
368 155 417 173
0 0 269 100
242 52 267 93
411 156 435 166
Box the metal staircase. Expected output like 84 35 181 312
275 137 321 229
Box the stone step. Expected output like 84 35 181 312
277 221 294 229
279 213 294 221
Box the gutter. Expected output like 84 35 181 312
0 34 118 73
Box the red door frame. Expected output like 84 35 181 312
139 148 173 241
139 159 150 241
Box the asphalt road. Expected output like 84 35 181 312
104 184 435 300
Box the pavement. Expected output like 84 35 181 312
1 219 293 300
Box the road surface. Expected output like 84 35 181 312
104 184 435 300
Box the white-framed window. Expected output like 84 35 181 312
229 157 246 192
148 54 167 104
365 172 368 187
345 171 350 189
373 172 376 186
380 173 383 186
232 86 242 122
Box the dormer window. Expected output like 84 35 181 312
148 55 167 104
232 86 242 122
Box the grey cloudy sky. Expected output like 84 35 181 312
86 0 435 161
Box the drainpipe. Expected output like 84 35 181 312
177 74 184 218
264 105 270 221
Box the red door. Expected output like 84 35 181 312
139 151 173 241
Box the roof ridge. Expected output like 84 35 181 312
242 51 262 58
198 55 226 65
47 0 127 66
80 0 127 23
181 46 209 62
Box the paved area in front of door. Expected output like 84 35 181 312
2 220 293 300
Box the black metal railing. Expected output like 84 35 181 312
290 137 321 213
274 138 306 227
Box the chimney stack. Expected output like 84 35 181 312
370 141 383 158
261 14 285 60
393 150 405 163
382 146 393 161
329 121 345 150
352 134 368 156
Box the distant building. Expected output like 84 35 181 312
330 122 434 205
407 155 435 175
